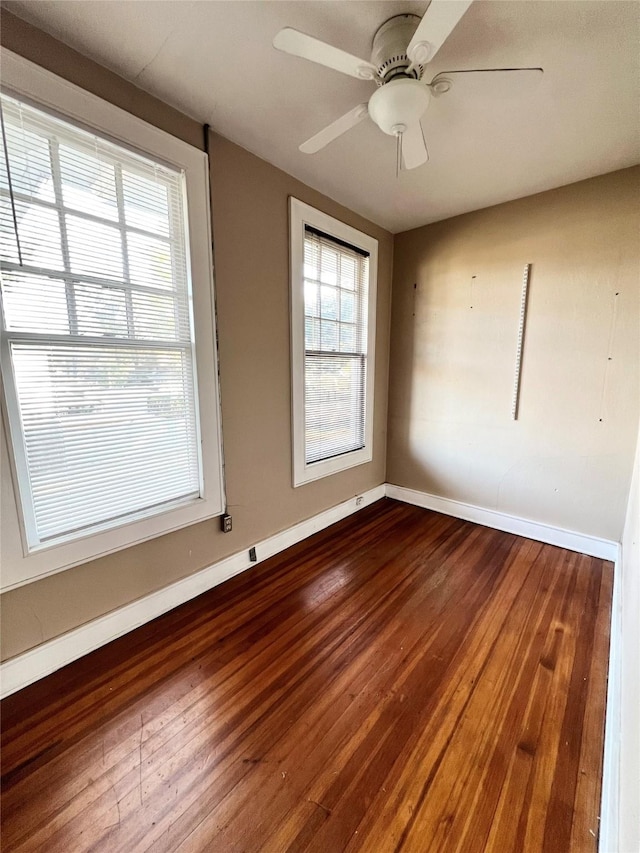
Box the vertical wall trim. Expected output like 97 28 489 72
599 543 622 853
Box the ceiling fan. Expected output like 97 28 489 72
273 1 543 171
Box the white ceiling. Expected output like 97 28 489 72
5 0 640 233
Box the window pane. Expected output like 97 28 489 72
339 324 356 352
2 200 64 269
303 241 316 269
2 271 69 334
75 283 128 337
128 232 173 289
320 320 338 350
122 170 170 236
1 117 55 202
59 145 118 221
0 196 19 263
319 247 338 285
66 214 123 280
132 291 179 340
340 256 356 290
304 280 319 317
320 285 338 320
305 317 319 350
340 290 355 322
304 353 365 463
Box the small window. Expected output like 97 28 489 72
289 198 377 486
0 51 224 589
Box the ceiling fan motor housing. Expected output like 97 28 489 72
371 14 422 81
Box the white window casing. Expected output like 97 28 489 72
0 50 225 591
289 198 377 487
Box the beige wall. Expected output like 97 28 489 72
387 168 640 541
0 15 393 660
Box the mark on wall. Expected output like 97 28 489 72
598 290 620 423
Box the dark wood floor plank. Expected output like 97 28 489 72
569 562 613 852
481 550 583 853
379 543 567 853
1 499 613 853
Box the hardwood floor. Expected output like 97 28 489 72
1 499 613 853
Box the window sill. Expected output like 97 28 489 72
293 445 374 487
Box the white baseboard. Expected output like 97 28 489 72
599 543 623 853
385 484 619 561
0 485 385 699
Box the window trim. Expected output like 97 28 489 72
0 49 225 591
289 197 377 487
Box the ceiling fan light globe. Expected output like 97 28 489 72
368 78 431 136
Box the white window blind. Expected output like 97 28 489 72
0 92 203 547
303 227 369 464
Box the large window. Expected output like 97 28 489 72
289 198 377 486
0 51 224 589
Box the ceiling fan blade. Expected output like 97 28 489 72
407 0 474 65
273 28 377 80
402 122 429 170
299 104 369 154
429 68 544 96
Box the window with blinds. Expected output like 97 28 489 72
0 92 203 548
303 228 369 464
289 198 377 487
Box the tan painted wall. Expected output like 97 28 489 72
0 15 393 660
388 167 640 542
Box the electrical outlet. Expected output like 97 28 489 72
221 514 232 533
356 496 364 506
249 546 257 562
